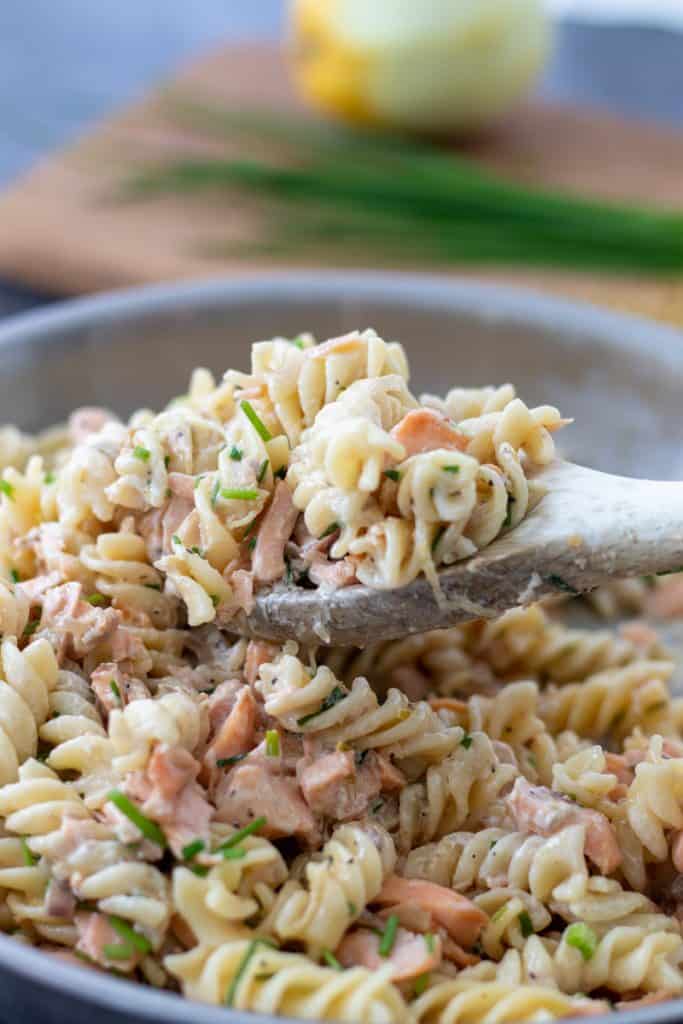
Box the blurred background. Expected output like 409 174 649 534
1 0 682 322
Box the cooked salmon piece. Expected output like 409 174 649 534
251 482 299 584
337 926 442 981
374 876 487 948
167 473 197 500
506 777 621 875
308 554 357 590
137 744 213 856
244 640 279 685
41 582 120 658
214 761 319 846
205 687 257 768
390 409 468 458
298 750 355 815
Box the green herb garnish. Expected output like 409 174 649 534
221 846 247 861
182 839 205 861
461 733 473 749
424 933 435 953
216 753 247 768
133 446 151 462
241 400 272 442
518 911 534 938
565 922 598 961
322 949 342 971
216 817 267 853
211 479 221 505
110 680 121 702
108 915 152 954
107 790 167 848
221 488 260 501
103 944 134 961
23 620 39 638
229 446 243 461
86 593 106 606
172 534 182 546
0 480 14 500
20 838 36 866
443 465 460 474
297 686 346 726
44 471 56 485
256 459 269 484
225 938 278 1007
548 574 579 595
431 525 446 554
378 914 399 957
265 730 280 757
274 465 287 480
414 974 430 996
10 569 20 584
384 469 401 483
318 521 340 540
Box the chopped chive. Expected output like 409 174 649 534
424 933 435 953
256 459 269 484
190 865 209 877
108 915 152 954
216 753 247 768
322 949 342 971
518 911 534 938
291 335 306 350
0 480 15 500
20 838 36 866
182 839 205 861
216 816 267 852
44 471 56 485
221 846 247 860
265 730 280 757
164 455 170 468
107 790 167 848
414 974 430 996
110 680 121 702
565 922 598 961
211 479 221 505
461 733 473 749
443 465 460 474
220 488 260 501
86 593 106 606
225 938 278 1007
23 620 39 638
548 574 579 595
172 534 182 546
297 686 346 726
347 900 357 916
190 545 202 556
103 944 134 961
241 400 272 442
384 469 401 482
274 465 287 480
371 800 384 813
210 594 220 608
248 536 257 552
379 914 399 957
133 446 151 463
229 446 243 461
144 583 162 591
431 525 446 554
491 903 508 923
10 569 20 584
318 521 339 540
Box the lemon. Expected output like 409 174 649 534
289 0 551 132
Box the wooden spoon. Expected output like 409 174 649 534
233 461 683 646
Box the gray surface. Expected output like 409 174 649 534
1 273 683 1022
0 7 682 319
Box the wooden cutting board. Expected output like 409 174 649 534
2 43 683 326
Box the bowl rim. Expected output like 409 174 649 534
1 270 683 1024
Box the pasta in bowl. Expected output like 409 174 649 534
1 301 683 1024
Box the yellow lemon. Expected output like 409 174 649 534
289 0 551 132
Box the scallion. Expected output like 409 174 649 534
265 730 280 757
0 480 15 500
225 938 278 1007
133 446 151 462
241 400 272 442
216 816 267 852
256 459 269 484
378 914 399 957
565 922 598 961
297 686 346 726
182 839 205 861
107 790 167 848
20 838 36 866
229 446 243 461
108 915 152 954
220 488 260 501
322 950 342 971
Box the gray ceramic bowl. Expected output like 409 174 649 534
1 271 683 1024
